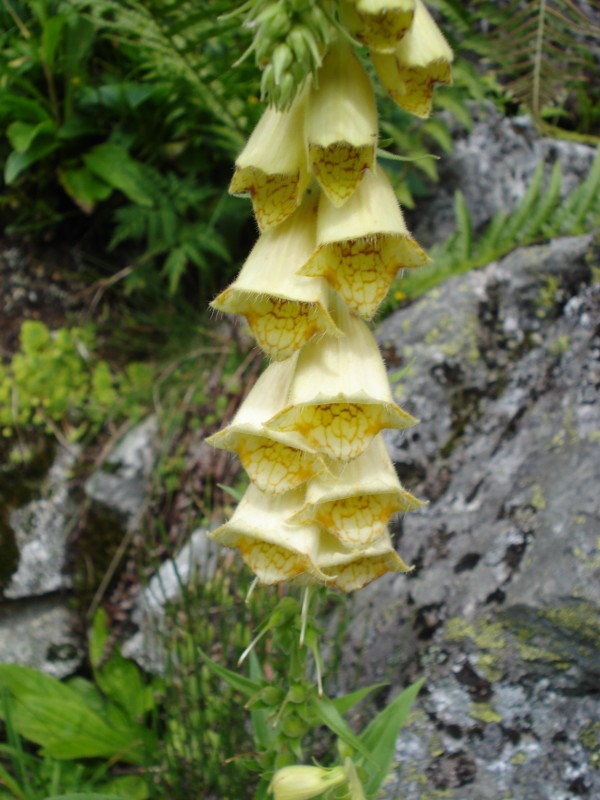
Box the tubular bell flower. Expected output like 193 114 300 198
266 298 417 461
268 764 347 800
304 41 377 207
210 485 330 585
291 435 423 548
211 193 340 360
371 0 453 118
341 0 415 53
299 165 429 319
206 356 326 494
317 529 411 592
229 85 310 230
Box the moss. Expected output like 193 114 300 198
530 483 547 511
470 702 502 724
444 617 476 642
535 274 559 318
510 751 527 765
477 652 503 682
444 617 506 649
587 430 600 443
549 334 570 356
580 722 600 770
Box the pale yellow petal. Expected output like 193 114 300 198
316 529 411 592
211 194 340 360
300 166 428 318
210 486 328 584
266 298 417 460
206 357 326 493
305 42 377 206
291 435 424 546
342 0 415 53
371 0 453 118
230 86 310 230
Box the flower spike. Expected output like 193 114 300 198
305 42 378 207
211 193 340 360
206 356 327 494
341 0 416 53
371 0 453 118
300 165 429 318
266 297 417 461
230 85 310 230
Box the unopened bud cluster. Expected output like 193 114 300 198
236 0 333 108
209 0 452 593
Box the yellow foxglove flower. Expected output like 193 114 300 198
305 42 377 207
299 165 428 318
229 86 310 230
291 435 423 548
371 0 453 118
206 356 326 494
317 529 411 592
210 485 329 585
268 765 347 800
211 195 340 360
266 299 417 461
341 0 415 53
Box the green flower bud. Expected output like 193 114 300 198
273 42 294 83
282 714 310 738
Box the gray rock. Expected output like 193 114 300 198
122 528 219 672
340 234 599 799
84 415 159 524
5 445 78 599
0 596 82 678
412 104 597 247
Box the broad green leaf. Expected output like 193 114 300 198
360 678 424 796
4 140 60 184
196 646 261 698
331 683 387 717
89 610 150 721
98 774 149 799
7 121 56 153
41 16 67 70
83 144 152 207
43 795 123 800
58 167 113 213
310 697 372 763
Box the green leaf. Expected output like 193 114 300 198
196 646 262 698
4 140 60 184
41 16 67 70
453 190 473 262
248 653 276 750
7 121 56 154
331 683 387 717
310 696 373 763
43 795 123 800
83 144 153 207
0 664 149 764
359 678 424 796
58 166 113 213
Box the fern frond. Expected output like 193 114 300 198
481 0 600 125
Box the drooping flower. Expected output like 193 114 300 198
210 485 329 585
371 0 453 118
316 529 411 592
291 434 423 548
206 356 326 494
268 764 347 800
299 165 428 318
229 85 310 230
211 193 340 360
341 0 415 53
266 298 417 461
304 41 377 207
